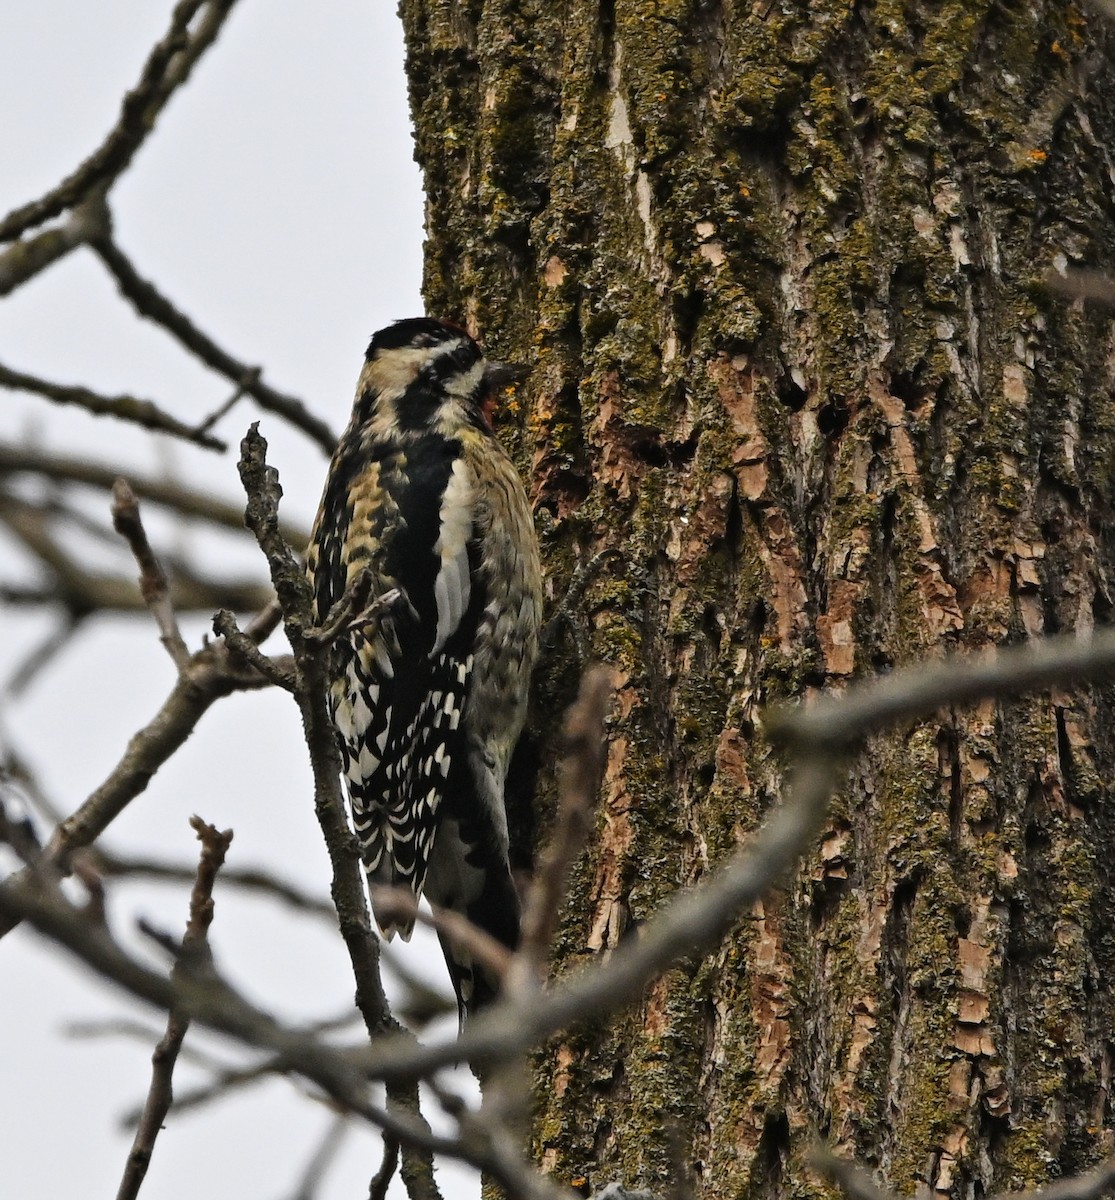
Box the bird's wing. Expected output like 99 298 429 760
310 437 483 939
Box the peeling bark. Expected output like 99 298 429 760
400 1 1115 1197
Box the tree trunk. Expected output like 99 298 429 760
399 2 1115 1196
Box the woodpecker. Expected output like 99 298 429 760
306 317 542 1022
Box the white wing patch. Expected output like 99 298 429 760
432 457 474 655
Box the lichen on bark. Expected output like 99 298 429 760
399 0 1115 1195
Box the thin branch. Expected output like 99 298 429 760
0 360 225 449
116 817 233 1200
372 886 513 982
0 444 308 545
92 846 334 919
4 611 86 696
112 478 191 670
236 423 390 1032
194 371 256 439
0 491 275 616
366 628 1115 1084
306 579 408 647
286 1114 350 1200
369 1137 401 1200
810 1148 1115 1200
0 0 239 242
0 866 558 1187
763 627 1115 753
990 1156 1115 1200
811 1151 896 1200
0 192 108 295
92 233 336 453
66 1017 233 1079
512 666 611 987
0 631 277 942
1045 265 1115 307
236 424 442 1200
129 1057 281 1122
213 609 298 692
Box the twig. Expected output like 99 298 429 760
112 478 191 670
763 627 1115 753
213 609 297 692
811 1151 895 1200
92 847 334 920
990 1155 1115 1200
286 1114 350 1200
194 370 257 439
809 1147 1115 1200
235 424 390 1031
0 193 109 295
116 817 233 1200
0 360 226 449
512 666 612 987
235 424 442 1200
93 235 335 453
4 612 86 696
369 1136 400 1200
0 0 239 243
0 490 274 618
128 1057 281 1123
0 444 308 545
366 627 1115 1084
66 1017 232 1078
1045 265 1115 307
306 579 408 647
0 624 281 941
372 886 513 982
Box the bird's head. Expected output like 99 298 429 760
356 317 524 436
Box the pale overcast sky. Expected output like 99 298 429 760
0 4 483 1197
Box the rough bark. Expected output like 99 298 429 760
399 2 1115 1197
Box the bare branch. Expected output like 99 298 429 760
810 1151 895 1200
0 630 280 942
764 627 1115 753
236 423 391 1027
213 608 298 692
305 578 408 647
513 666 612 986
813 1148 1115 1200
286 1115 350 1200
193 371 257 439
0 361 225 450
1045 265 1115 307
0 0 239 242
92 233 336 453
368 1137 400 1200
0 490 274 617
112 479 190 670
0 193 108 295
116 817 233 1200
0 444 308 545
368 628 1115 1083
92 846 334 920
236 424 443 1200
373 886 513 983
991 1156 1115 1200
4 612 86 696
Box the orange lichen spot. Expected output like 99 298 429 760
1028 148 1047 163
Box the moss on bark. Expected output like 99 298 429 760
400 0 1115 1194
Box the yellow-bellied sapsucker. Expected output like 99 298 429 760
306 317 542 1022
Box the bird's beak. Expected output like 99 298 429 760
483 361 528 392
